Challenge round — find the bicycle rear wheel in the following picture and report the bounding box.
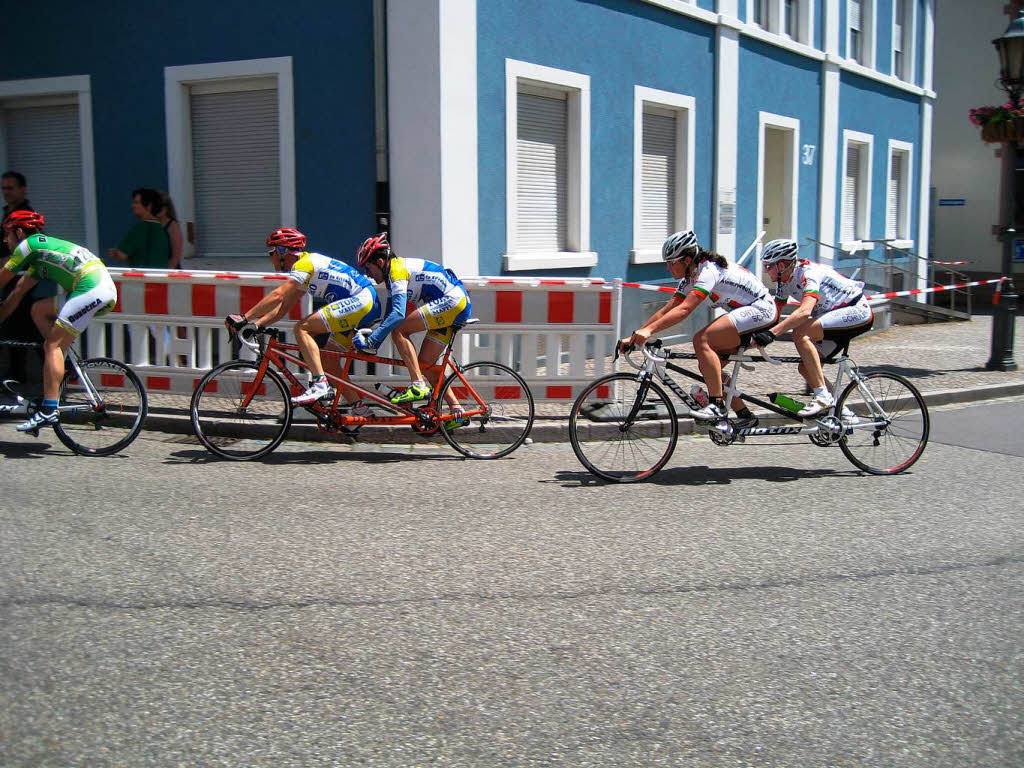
[569,373,678,483]
[438,361,535,459]
[190,361,292,460]
[54,358,148,456]
[837,371,929,475]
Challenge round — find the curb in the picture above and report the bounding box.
[142,381,1024,446]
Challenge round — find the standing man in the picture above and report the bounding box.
[0,172,58,392]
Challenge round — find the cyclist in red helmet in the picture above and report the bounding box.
[0,210,117,432]
[355,232,472,426]
[225,227,381,409]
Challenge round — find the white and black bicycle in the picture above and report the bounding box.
[0,340,148,456]
[568,339,929,483]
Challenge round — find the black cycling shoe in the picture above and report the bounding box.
[731,415,759,430]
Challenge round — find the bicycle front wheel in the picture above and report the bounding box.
[837,371,929,475]
[54,358,148,456]
[190,361,292,460]
[438,361,535,459]
[569,373,678,483]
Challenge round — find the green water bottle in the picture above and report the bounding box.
[769,392,805,413]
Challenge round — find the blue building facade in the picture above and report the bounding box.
[0,0,934,291]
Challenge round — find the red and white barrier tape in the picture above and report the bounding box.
[619,277,1011,303]
[931,260,972,266]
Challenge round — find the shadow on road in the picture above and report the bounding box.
[0,439,68,459]
[553,464,865,487]
[164,448,460,465]
[862,364,987,378]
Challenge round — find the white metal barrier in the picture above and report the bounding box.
[78,268,623,401]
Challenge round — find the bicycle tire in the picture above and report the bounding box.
[569,373,678,483]
[438,361,535,459]
[837,371,929,475]
[53,357,148,456]
[190,361,292,460]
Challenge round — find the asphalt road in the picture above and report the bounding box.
[1,400,1022,767]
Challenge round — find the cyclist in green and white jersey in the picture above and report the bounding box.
[0,210,117,432]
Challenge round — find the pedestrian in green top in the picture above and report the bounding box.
[107,188,171,268]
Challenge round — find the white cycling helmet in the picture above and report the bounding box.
[662,230,700,262]
[760,238,799,265]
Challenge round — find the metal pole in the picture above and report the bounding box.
[986,138,1020,370]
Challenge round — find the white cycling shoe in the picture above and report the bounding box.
[797,395,835,418]
[291,379,335,405]
[690,402,727,421]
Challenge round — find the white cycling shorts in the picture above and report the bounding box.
[726,297,778,335]
[55,275,117,337]
[816,296,873,330]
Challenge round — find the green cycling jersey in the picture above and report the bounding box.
[3,233,108,293]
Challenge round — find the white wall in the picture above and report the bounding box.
[386,0,479,276]
[931,0,1006,272]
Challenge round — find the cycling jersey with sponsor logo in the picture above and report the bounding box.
[774,261,864,314]
[4,234,108,292]
[675,261,770,309]
[383,256,464,304]
[365,257,468,349]
[287,252,376,304]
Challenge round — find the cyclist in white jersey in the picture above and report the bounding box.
[354,232,472,423]
[621,230,777,425]
[751,239,873,418]
[224,228,381,409]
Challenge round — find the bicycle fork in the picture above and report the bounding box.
[0,379,29,416]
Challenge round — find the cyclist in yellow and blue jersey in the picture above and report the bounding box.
[354,232,471,421]
[225,228,381,407]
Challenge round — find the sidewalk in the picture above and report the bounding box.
[139,315,1024,445]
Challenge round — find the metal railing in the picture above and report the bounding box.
[804,238,972,314]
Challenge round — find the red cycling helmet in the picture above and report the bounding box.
[3,209,45,234]
[265,227,306,250]
[356,232,391,267]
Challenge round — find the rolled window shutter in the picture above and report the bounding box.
[516,91,568,252]
[640,110,676,250]
[190,87,280,258]
[849,0,862,30]
[842,145,860,243]
[887,153,903,239]
[3,103,85,245]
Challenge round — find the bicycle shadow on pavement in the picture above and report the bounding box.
[862,364,987,378]
[555,464,864,487]
[0,438,69,460]
[164,447,460,466]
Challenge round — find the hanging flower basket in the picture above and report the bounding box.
[981,118,1024,142]
[971,104,1024,143]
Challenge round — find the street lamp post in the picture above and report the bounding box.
[987,11,1024,371]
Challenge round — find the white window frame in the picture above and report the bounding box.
[0,75,98,256]
[891,0,917,82]
[847,0,876,69]
[745,0,813,46]
[886,139,913,247]
[631,86,695,264]
[756,112,800,279]
[840,129,874,251]
[504,59,594,271]
[164,57,296,251]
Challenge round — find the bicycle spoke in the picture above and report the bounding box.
[569,374,678,482]
[191,362,291,460]
[54,358,148,456]
[439,362,534,459]
[838,372,929,475]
